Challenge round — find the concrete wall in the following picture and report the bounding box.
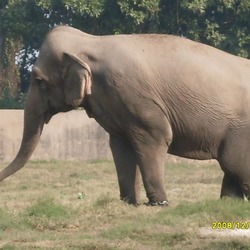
[0,110,112,162]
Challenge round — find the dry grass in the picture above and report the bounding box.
[0,159,250,249]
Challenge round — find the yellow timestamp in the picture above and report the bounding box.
[212,221,250,230]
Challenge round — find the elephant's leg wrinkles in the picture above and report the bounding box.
[127,112,172,205]
[109,135,141,205]
[135,143,168,203]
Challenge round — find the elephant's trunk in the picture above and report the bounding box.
[0,86,45,181]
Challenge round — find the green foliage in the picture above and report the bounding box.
[0,83,26,109]
[23,196,73,231]
[25,196,71,219]
[117,0,160,32]
[1,0,249,52]
[178,0,250,56]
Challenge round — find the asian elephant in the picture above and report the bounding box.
[1,25,250,206]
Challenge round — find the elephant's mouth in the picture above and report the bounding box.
[44,103,74,124]
[44,109,57,124]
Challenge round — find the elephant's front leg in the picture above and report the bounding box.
[109,135,141,205]
[135,142,168,206]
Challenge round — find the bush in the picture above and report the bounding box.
[0,84,26,109]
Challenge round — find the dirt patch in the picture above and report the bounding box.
[200,227,250,238]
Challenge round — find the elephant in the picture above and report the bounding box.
[1,25,250,206]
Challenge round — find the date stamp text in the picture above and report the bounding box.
[212,221,250,230]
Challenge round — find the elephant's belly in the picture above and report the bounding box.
[167,139,216,160]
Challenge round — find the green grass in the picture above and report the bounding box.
[0,159,250,249]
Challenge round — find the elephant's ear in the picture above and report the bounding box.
[62,52,92,107]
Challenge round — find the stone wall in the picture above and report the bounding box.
[0,110,112,163]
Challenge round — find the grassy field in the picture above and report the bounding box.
[0,159,250,249]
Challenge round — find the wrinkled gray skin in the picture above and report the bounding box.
[1,25,250,205]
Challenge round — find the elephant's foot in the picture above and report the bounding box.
[144,200,169,206]
[121,197,140,206]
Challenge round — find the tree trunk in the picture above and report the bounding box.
[0,28,22,99]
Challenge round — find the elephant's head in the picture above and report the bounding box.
[0,35,92,181]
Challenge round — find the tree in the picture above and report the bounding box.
[175,0,250,56]
[0,0,22,106]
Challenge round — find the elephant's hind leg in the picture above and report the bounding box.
[109,135,141,205]
[220,172,244,199]
[218,127,250,201]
